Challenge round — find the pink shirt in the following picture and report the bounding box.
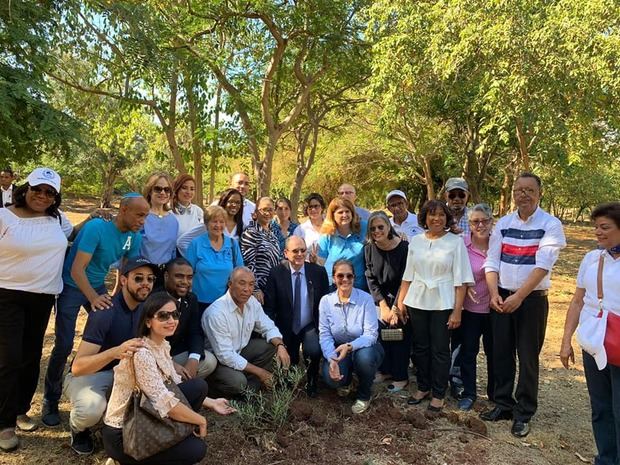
[463,234,490,313]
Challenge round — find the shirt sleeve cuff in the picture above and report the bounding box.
[153,390,181,418]
[188,353,201,361]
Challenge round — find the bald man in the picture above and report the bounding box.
[202,267,290,397]
[43,194,149,428]
[338,183,370,221]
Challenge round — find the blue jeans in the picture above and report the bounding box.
[44,284,106,404]
[322,344,384,401]
[584,351,620,465]
[460,310,494,401]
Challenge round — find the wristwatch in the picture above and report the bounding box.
[346,343,353,353]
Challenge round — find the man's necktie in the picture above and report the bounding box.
[293,271,302,334]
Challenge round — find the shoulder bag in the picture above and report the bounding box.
[601,254,620,367]
[123,352,196,461]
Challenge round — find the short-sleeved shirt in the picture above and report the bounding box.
[140,213,178,265]
[81,292,143,372]
[390,211,424,241]
[63,219,142,289]
[463,234,490,313]
[402,232,474,311]
[317,221,368,290]
[577,249,620,318]
[185,234,244,304]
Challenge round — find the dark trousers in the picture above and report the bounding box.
[102,378,208,465]
[409,308,451,399]
[378,320,412,382]
[583,351,620,465]
[491,290,548,421]
[44,284,106,404]
[285,325,321,380]
[460,310,494,401]
[0,288,54,428]
[322,344,384,401]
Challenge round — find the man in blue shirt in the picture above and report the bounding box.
[42,194,149,428]
[63,257,156,455]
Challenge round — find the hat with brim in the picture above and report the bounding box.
[445,177,469,193]
[121,257,159,276]
[27,167,61,193]
[386,190,407,203]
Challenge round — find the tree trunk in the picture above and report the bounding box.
[185,76,203,207]
[100,154,117,208]
[515,118,531,172]
[421,155,435,199]
[209,83,223,204]
[462,120,481,203]
[290,122,320,222]
[257,134,279,197]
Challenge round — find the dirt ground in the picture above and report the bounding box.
[2,197,599,465]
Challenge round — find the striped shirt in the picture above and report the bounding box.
[240,222,281,291]
[484,207,566,291]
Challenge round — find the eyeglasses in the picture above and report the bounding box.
[307,204,322,210]
[153,310,180,322]
[226,200,241,206]
[369,224,386,232]
[338,191,355,196]
[469,219,491,226]
[512,188,537,196]
[448,191,467,199]
[29,185,57,199]
[289,248,307,254]
[153,186,171,194]
[258,208,275,214]
[133,275,155,284]
[335,273,354,280]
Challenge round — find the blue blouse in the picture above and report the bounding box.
[317,221,368,290]
[269,218,299,258]
[140,213,178,266]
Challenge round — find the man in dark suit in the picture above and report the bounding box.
[163,257,217,379]
[0,167,16,208]
[264,236,330,397]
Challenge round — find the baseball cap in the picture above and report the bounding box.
[121,257,158,276]
[27,167,61,192]
[445,177,469,192]
[386,190,407,203]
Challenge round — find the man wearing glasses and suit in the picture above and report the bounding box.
[264,236,330,397]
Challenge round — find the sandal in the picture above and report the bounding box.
[407,391,430,405]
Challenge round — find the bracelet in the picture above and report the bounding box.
[276,343,286,350]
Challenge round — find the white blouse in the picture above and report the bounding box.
[402,232,474,311]
[577,249,620,318]
[104,338,183,428]
[173,203,204,238]
[0,208,69,294]
[293,219,323,259]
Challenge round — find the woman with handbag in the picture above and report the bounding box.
[396,200,473,411]
[318,259,384,414]
[560,202,620,465]
[102,292,235,465]
[364,211,410,392]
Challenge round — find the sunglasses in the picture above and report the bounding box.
[370,224,386,232]
[258,208,275,214]
[470,219,491,226]
[289,248,307,254]
[133,275,156,284]
[153,186,171,194]
[153,310,180,322]
[307,204,322,210]
[30,185,57,199]
[335,273,354,280]
[448,191,467,199]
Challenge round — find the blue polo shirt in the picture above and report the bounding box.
[317,221,368,290]
[81,292,143,372]
[185,234,244,304]
[63,219,142,289]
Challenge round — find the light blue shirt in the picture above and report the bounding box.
[185,235,244,304]
[63,219,141,289]
[318,288,378,361]
[140,213,178,265]
[290,265,311,330]
[317,221,368,290]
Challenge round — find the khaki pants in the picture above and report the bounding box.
[64,370,114,432]
[172,350,217,379]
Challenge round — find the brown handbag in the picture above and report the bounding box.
[122,353,195,461]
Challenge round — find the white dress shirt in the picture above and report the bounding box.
[242,198,256,227]
[1,184,13,207]
[390,211,424,241]
[484,206,566,291]
[202,291,282,371]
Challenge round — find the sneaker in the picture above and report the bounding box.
[71,428,94,455]
[41,401,60,427]
[16,414,38,432]
[0,428,19,452]
[337,386,351,398]
[458,397,475,411]
[351,399,371,414]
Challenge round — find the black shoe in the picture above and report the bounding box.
[71,428,94,455]
[306,379,318,398]
[407,392,430,405]
[450,383,464,400]
[479,407,513,422]
[41,401,60,428]
[511,420,530,437]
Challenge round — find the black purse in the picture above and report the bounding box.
[123,354,195,461]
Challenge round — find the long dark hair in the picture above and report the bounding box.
[12,182,62,218]
[218,188,244,236]
[136,292,179,337]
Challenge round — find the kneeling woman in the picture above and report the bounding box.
[318,259,384,415]
[102,292,235,465]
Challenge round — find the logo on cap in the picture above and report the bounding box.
[43,169,55,179]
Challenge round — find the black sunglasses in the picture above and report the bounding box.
[30,185,57,199]
[133,275,155,284]
[448,191,467,199]
[153,186,171,194]
[335,273,354,280]
[153,310,180,322]
[370,224,386,232]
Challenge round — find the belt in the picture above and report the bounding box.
[499,288,548,297]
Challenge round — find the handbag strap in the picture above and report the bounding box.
[597,252,605,315]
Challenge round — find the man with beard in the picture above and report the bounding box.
[163,257,217,379]
[63,258,157,455]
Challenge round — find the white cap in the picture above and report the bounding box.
[386,190,407,203]
[27,167,61,193]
